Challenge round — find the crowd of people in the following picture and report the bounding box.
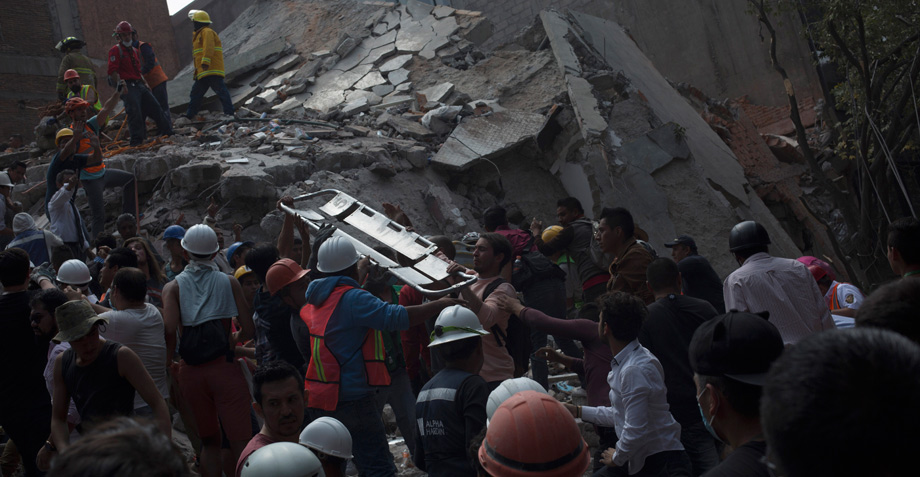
[3,157,920,477]
[1,8,919,477]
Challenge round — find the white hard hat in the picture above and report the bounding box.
[57,259,92,285]
[240,442,325,477]
[181,224,220,255]
[486,377,548,420]
[428,305,489,347]
[316,236,358,273]
[0,172,12,187]
[299,416,354,459]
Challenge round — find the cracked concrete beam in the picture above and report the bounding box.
[540,11,582,77]
[565,75,607,143]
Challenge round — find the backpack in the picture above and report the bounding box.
[511,235,566,291]
[482,278,531,378]
[178,318,233,365]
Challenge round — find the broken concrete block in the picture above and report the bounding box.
[272,97,303,112]
[334,46,371,72]
[364,29,398,50]
[382,11,401,31]
[369,161,397,177]
[256,145,275,155]
[386,115,435,140]
[372,84,396,97]
[302,128,337,138]
[403,145,428,168]
[345,90,383,106]
[169,162,223,190]
[342,97,371,117]
[373,95,414,111]
[541,11,582,77]
[419,36,451,60]
[315,145,366,172]
[264,70,297,89]
[432,5,455,19]
[372,23,388,36]
[365,7,387,29]
[354,71,387,90]
[335,34,361,58]
[387,68,410,85]
[269,53,302,74]
[344,125,371,137]
[419,82,454,103]
[360,44,397,67]
[433,16,460,38]
[311,50,331,60]
[406,0,434,20]
[256,89,279,104]
[380,54,414,73]
[284,81,308,95]
[566,75,607,142]
[395,21,433,53]
[395,82,412,93]
[432,111,546,170]
[302,89,346,113]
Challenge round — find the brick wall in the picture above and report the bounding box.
[0,0,58,142]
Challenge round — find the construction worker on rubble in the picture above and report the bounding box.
[301,235,463,476]
[59,92,136,240]
[107,20,173,147]
[131,29,171,120]
[55,37,96,102]
[63,69,101,112]
[186,10,235,119]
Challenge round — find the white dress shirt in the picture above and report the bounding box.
[581,339,684,474]
[48,185,85,245]
[723,253,836,344]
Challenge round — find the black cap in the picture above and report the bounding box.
[728,221,770,252]
[664,234,697,250]
[689,311,784,386]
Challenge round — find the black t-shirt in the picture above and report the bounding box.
[0,291,52,407]
[679,254,726,313]
[639,294,718,425]
[702,440,771,477]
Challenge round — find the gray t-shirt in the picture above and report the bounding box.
[101,304,169,409]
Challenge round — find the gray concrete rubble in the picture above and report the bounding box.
[19,0,805,305]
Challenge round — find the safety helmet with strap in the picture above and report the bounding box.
[299,416,354,459]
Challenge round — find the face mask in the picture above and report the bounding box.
[122,40,132,48]
[696,387,724,443]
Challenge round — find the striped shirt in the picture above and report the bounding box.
[723,252,836,344]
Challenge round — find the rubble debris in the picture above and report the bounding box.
[432,111,546,170]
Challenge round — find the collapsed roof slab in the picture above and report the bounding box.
[432,111,546,170]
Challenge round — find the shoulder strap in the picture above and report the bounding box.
[481,277,505,302]
[482,278,510,347]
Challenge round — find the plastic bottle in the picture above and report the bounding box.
[400,450,413,469]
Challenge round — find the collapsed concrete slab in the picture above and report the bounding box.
[432,111,546,170]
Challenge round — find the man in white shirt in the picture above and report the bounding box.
[566,291,691,476]
[48,170,89,260]
[99,267,169,415]
[723,221,835,344]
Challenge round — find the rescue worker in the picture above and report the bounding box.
[132,29,171,120]
[301,236,461,476]
[414,305,490,476]
[798,256,864,319]
[107,20,173,146]
[55,37,96,102]
[63,69,101,112]
[186,11,235,118]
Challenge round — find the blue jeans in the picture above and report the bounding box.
[308,394,397,477]
[123,81,173,146]
[186,75,234,117]
[374,368,418,461]
[522,277,584,389]
[82,168,137,239]
[680,420,720,476]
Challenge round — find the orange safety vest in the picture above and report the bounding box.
[68,121,105,175]
[828,282,843,310]
[301,285,390,411]
[138,41,168,89]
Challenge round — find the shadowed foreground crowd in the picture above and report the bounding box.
[1,185,919,477]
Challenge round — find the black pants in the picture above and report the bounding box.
[0,399,52,477]
[522,277,584,389]
[593,450,692,477]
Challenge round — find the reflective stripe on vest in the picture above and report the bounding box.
[139,41,168,88]
[302,285,391,411]
[67,85,102,110]
[829,282,842,310]
[69,122,105,174]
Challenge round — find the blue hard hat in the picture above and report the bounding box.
[163,225,186,240]
[226,241,254,262]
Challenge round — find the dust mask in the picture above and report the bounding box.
[122,40,132,48]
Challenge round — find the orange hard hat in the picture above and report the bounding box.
[478,390,590,477]
[64,97,90,113]
[114,21,134,34]
[63,69,80,81]
[266,259,309,297]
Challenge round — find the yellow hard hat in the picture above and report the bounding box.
[542,225,564,243]
[189,10,212,23]
[55,128,74,146]
[234,266,254,281]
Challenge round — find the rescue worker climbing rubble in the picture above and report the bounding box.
[186,10,235,119]
[132,29,172,121]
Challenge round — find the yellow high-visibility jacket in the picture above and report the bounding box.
[192,26,225,80]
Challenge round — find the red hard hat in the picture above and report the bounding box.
[478,391,590,477]
[807,264,827,282]
[798,256,836,281]
[114,21,134,34]
[266,259,309,297]
[63,69,80,81]
[64,97,90,113]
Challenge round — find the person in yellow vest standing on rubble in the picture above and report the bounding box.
[132,29,171,121]
[55,37,97,102]
[185,10,235,119]
[63,69,102,112]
